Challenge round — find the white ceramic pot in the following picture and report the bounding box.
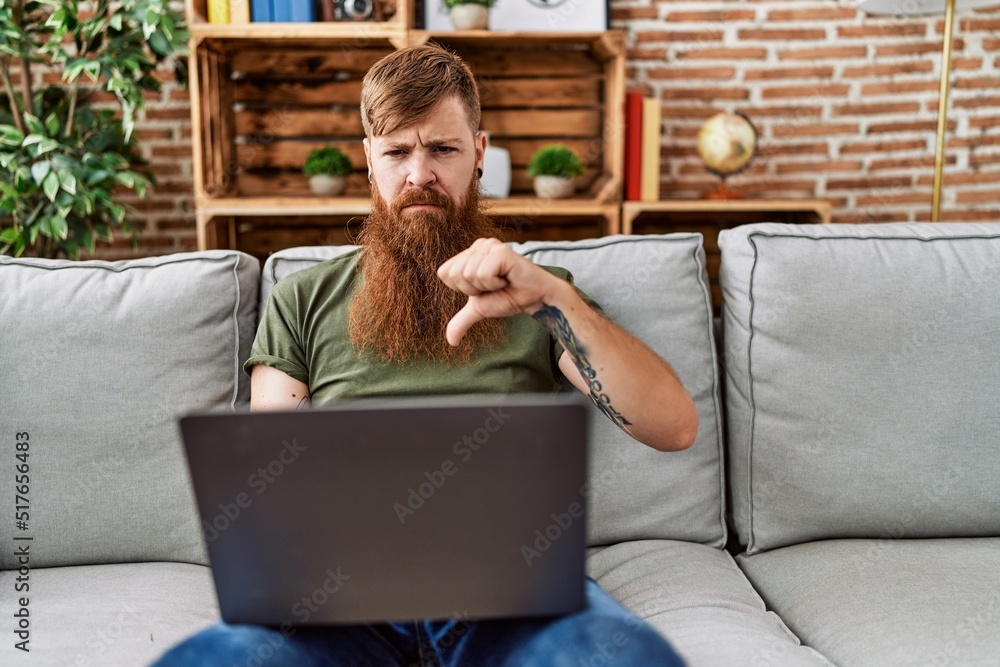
[533,175,575,199]
[480,133,511,198]
[308,175,347,196]
[450,4,489,30]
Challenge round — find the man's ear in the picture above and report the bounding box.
[474,131,487,172]
[363,137,372,173]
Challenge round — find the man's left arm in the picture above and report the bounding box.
[438,239,698,452]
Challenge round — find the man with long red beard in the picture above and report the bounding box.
[154,45,694,666]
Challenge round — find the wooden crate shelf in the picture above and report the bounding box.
[186,0,626,255]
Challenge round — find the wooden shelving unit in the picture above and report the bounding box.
[185,0,626,259]
[623,198,832,311]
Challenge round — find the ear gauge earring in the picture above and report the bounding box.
[368,172,372,184]
[476,168,483,179]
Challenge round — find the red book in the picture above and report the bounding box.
[624,92,644,201]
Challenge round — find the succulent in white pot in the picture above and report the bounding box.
[443,0,496,30]
[303,147,353,196]
[527,144,585,199]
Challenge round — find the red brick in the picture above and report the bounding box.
[856,191,934,207]
[612,7,658,20]
[834,102,922,116]
[745,105,824,118]
[869,156,949,171]
[648,66,736,80]
[953,96,1000,109]
[959,18,1000,32]
[837,24,927,39]
[150,145,194,158]
[970,153,1000,168]
[952,57,984,70]
[985,39,1000,51]
[843,62,933,78]
[658,106,723,120]
[744,66,834,81]
[628,48,668,61]
[876,40,963,57]
[840,139,928,155]
[660,87,750,101]
[827,176,913,190]
[667,10,756,22]
[778,46,867,61]
[677,47,768,60]
[772,123,859,138]
[775,160,862,174]
[916,172,1000,186]
[144,107,192,120]
[634,30,723,44]
[970,117,999,129]
[932,210,1000,222]
[949,135,1000,148]
[768,7,856,21]
[761,83,850,100]
[868,120,954,134]
[738,28,826,41]
[956,190,1000,204]
[860,81,939,95]
[758,142,830,156]
[955,77,1000,89]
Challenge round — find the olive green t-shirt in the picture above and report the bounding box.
[243,249,603,404]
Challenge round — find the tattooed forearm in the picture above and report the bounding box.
[532,305,633,433]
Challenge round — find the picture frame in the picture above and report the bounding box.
[421,0,610,32]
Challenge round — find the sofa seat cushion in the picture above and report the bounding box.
[0,561,219,666]
[736,538,1000,667]
[588,540,833,666]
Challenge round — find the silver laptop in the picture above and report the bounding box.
[179,394,589,626]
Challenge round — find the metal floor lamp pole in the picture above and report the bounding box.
[931,0,958,222]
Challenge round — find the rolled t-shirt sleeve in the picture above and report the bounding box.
[243,281,310,384]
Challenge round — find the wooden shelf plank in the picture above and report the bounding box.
[190,22,407,41]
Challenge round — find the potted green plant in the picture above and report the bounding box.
[0,0,189,259]
[303,146,352,196]
[442,0,496,30]
[527,144,585,199]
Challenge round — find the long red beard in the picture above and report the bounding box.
[347,177,507,364]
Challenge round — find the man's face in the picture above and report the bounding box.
[363,95,486,215]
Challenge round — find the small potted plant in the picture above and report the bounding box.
[303,147,353,196]
[442,0,496,30]
[527,144,585,199]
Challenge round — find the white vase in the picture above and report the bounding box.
[480,133,511,198]
[308,175,347,196]
[450,4,489,30]
[533,175,575,199]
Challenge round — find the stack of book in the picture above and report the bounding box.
[207,0,318,22]
[623,92,662,202]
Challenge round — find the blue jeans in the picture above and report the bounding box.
[152,577,684,666]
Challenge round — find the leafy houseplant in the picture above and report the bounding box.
[0,0,188,259]
[303,146,352,196]
[441,0,497,30]
[527,144,585,199]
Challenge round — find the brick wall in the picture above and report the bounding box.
[84,0,1000,257]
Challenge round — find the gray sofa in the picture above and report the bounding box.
[1,222,998,667]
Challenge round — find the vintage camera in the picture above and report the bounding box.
[334,0,375,20]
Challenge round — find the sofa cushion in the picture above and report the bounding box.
[0,251,259,568]
[260,235,725,547]
[588,540,834,666]
[719,223,1000,554]
[736,538,1000,667]
[0,562,219,665]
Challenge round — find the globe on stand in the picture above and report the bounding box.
[696,112,758,199]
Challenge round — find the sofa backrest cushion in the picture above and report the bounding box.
[719,223,1000,554]
[259,235,726,547]
[0,251,259,569]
